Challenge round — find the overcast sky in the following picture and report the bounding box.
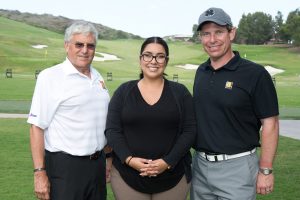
[1,0,299,38]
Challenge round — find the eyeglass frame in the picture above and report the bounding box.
[140,53,168,64]
[68,41,96,50]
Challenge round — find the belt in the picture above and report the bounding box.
[85,151,101,160]
[198,148,256,162]
[46,150,102,160]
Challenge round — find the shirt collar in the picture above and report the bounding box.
[202,51,241,71]
[62,57,81,75]
[62,57,96,79]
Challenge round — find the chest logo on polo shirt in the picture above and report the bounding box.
[99,80,107,90]
[225,81,233,90]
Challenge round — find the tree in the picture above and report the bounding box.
[236,12,274,44]
[191,24,199,43]
[281,8,300,45]
[274,11,284,41]
[235,14,251,44]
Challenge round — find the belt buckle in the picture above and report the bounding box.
[89,152,99,160]
[214,155,218,161]
[205,152,219,162]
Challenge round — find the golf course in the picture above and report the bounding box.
[0,16,299,199]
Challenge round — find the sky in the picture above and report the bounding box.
[1,0,299,38]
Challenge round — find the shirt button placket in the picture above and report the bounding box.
[210,71,216,86]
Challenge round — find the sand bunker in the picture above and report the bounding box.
[176,64,284,76]
[264,66,284,76]
[93,52,121,61]
[176,64,199,70]
[32,44,48,49]
[31,45,121,62]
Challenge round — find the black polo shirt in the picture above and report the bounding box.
[193,51,279,154]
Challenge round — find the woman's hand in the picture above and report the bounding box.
[140,159,170,177]
[127,157,157,174]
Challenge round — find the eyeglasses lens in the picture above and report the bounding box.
[73,42,95,50]
[141,54,166,64]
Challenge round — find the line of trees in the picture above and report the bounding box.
[192,8,300,46]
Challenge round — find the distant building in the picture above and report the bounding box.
[164,34,192,42]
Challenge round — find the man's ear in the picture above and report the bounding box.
[229,27,237,41]
[64,42,69,52]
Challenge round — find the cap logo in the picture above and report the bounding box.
[205,9,215,17]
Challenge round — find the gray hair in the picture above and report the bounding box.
[64,21,98,43]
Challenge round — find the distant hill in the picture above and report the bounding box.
[0,9,142,40]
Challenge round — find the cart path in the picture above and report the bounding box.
[0,113,299,140]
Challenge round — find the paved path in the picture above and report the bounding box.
[0,113,299,140]
[279,120,300,140]
[0,113,28,118]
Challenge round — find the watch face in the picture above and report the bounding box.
[260,168,273,175]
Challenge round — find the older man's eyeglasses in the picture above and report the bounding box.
[140,53,167,64]
[69,42,96,50]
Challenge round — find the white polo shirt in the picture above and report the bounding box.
[28,58,110,156]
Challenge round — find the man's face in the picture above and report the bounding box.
[199,22,236,61]
[64,33,96,70]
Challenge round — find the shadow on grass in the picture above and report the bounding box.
[0,100,31,114]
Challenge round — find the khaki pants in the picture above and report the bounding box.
[110,165,190,200]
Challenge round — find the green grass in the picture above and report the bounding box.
[1,16,300,117]
[0,119,299,200]
[0,16,299,200]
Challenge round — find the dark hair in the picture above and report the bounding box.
[139,37,169,79]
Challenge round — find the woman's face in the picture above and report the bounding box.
[140,43,167,79]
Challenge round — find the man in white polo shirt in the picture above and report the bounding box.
[28,21,110,200]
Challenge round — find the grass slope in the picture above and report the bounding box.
[1,16,299,117]
[0,16,299,200]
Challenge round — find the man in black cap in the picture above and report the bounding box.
[191,7,279,200]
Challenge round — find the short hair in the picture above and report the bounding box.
[64,21,98,43]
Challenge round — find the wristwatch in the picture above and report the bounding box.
[259,168,273,175]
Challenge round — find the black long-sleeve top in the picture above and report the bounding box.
[105,79,196,194]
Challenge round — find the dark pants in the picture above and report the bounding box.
[45,150,106,200]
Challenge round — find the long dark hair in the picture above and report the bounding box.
[139,37,169,79]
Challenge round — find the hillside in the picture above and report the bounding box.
[0,9,142,40]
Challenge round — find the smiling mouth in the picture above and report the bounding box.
[208,45,221,51]
[78,55,90,59]
[209,45,220,48]
[147,66,159,71]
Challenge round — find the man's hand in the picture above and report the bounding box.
[34,171,50,200]
[106,157,113,183]
[256,173,274,195]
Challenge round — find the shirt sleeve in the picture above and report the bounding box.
[163,85,197,167]
[252,69,279,119]
[105,83,132,163]
[27,71,60,129]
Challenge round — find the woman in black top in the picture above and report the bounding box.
[105,37,196,200]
